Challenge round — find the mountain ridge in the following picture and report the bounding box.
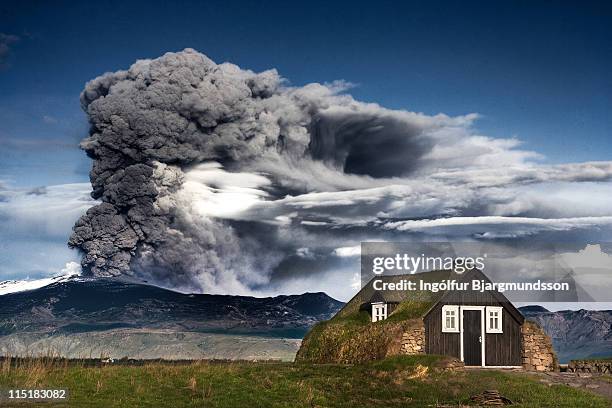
[0,277,344,360]
[0,277,343,338]
[518,306,612,363]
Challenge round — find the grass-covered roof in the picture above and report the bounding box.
[335,269,455,321]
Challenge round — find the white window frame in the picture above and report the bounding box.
[486,306,503,333]
[441,305,459,333]
[371,302,387,322]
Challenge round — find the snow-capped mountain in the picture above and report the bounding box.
[0,261,83,296]
[0,273,82,296]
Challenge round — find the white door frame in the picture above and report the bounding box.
[459,306,485,367]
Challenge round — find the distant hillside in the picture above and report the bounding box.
[517,305,550,314]
[0,277,344,360]
[519,306,612,363]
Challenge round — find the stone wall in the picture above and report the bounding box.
[399,319,559,372]
[568,360,612,373]
[521,321,558,372]
[400,322,425,355]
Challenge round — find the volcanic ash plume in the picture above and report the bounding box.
[69,50,289,290]
[69,49,612,294]
[69,49,439,292]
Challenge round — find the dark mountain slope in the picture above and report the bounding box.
[519,306,612,363]
[0,277,344,339]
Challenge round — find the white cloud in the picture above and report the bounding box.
[296,247,315,259]
[60,261,82,276]
[0,183,94,281]
[177,162,271,220]
[383,216,612,237]
[0,183,95,238]
[333,246,361,257]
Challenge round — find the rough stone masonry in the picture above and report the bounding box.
[521,321,558,372]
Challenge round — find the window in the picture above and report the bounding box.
[442,305,459,332]
[371,303,387,322]
[486,306,503,333]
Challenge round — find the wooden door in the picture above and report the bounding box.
[463,310,482,366]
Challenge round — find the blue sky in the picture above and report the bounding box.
[1,0,611,188]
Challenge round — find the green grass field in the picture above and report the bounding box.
[0,355,608,407]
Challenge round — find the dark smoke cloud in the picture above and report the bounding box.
[70,49,612,295]
[309,110,432,177]
[71,49,364,290]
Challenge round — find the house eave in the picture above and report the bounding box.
[420,268,525,325]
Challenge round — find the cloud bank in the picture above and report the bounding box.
[0,183,93,280]
[69,49,612,296]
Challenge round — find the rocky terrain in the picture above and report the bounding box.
[519,306,612,363]
[0,277,343,360]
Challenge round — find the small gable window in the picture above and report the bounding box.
[486,306,503,333]
[442,305,459,332]
[371,303,387,322]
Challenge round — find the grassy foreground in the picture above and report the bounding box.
[0,355,609,407]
